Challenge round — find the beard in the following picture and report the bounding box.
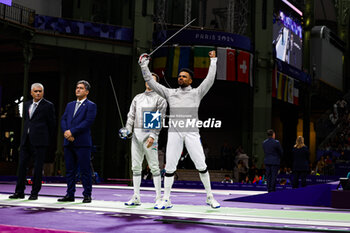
[178,80,188,87]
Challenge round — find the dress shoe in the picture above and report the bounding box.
[28,195,38,200]
[82,196,92,203]
[9,193,25,199]
[57,195,75,202]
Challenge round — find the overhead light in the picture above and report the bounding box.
[282,0,303,16]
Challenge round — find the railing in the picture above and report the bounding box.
[0,2,35,26]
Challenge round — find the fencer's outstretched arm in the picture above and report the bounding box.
[149,98,167,139]
[197,51,217,99]
[139,58,170,99]
[125,98,136,133]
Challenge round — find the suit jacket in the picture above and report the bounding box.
[292,146,310,171]
[61,99,97,147]
[21,98,56,147]
[262,138,283,165]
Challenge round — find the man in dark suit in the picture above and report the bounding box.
[58,80,97,203]
[9,83,56,200]
[262,129,283,193]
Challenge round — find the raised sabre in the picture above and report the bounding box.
[147,18,196,57]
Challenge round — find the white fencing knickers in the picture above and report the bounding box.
[165,131,207,173]
[131,132,160,177]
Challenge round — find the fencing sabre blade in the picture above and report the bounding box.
[109,76,125,128]
[148,18,196,57]
[138,18,196,66]
[162,70,172,88]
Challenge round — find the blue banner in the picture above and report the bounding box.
[34,15,133,43]
[276,59,311,84]
[154,29,252,52]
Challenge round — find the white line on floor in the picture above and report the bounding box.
[41,183,266,196]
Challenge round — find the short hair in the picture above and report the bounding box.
[77,80,91,91]
[267,129,275,137]
[31,83,44,91]
[179,68,194,79]
[151,72,160,82]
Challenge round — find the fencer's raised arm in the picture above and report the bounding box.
[149,97,167,139]
[125,98,136,133]
[139,56,170,99]
[197,51,217,99]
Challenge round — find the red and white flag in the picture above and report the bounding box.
[217,47,236,81]
[237,50,250,84]
[293,81,299,105]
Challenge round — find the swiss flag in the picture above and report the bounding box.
[237,50,250,84]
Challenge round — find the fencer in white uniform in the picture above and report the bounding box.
[122,73,167,208]
[138,51,220,209]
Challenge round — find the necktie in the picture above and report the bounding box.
[73,101,81,116]
[29,103,38,119]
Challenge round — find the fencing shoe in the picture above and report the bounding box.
[206,195,220,208]
[155,198,173,209]
[154,196,163,209]
[124,195,141,206]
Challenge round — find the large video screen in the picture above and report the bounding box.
[273,3,303,70]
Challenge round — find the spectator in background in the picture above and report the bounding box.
[262,129,283,193]
[221,174,233,183]
[310,164,318,175]
[243,175,251,184]
[329,110,339,125]
[235,146,249,169]
[234,145,244,157]
[316,156,325,175]
[325,155,332,165]
[252,174,262,184]
[279,166,291,175]
[248,164,258,181]
[336,99,347,116]
[237,160,248,183]
[292,136,310,188]
[280,178,288,186]
[324,155,334,175]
